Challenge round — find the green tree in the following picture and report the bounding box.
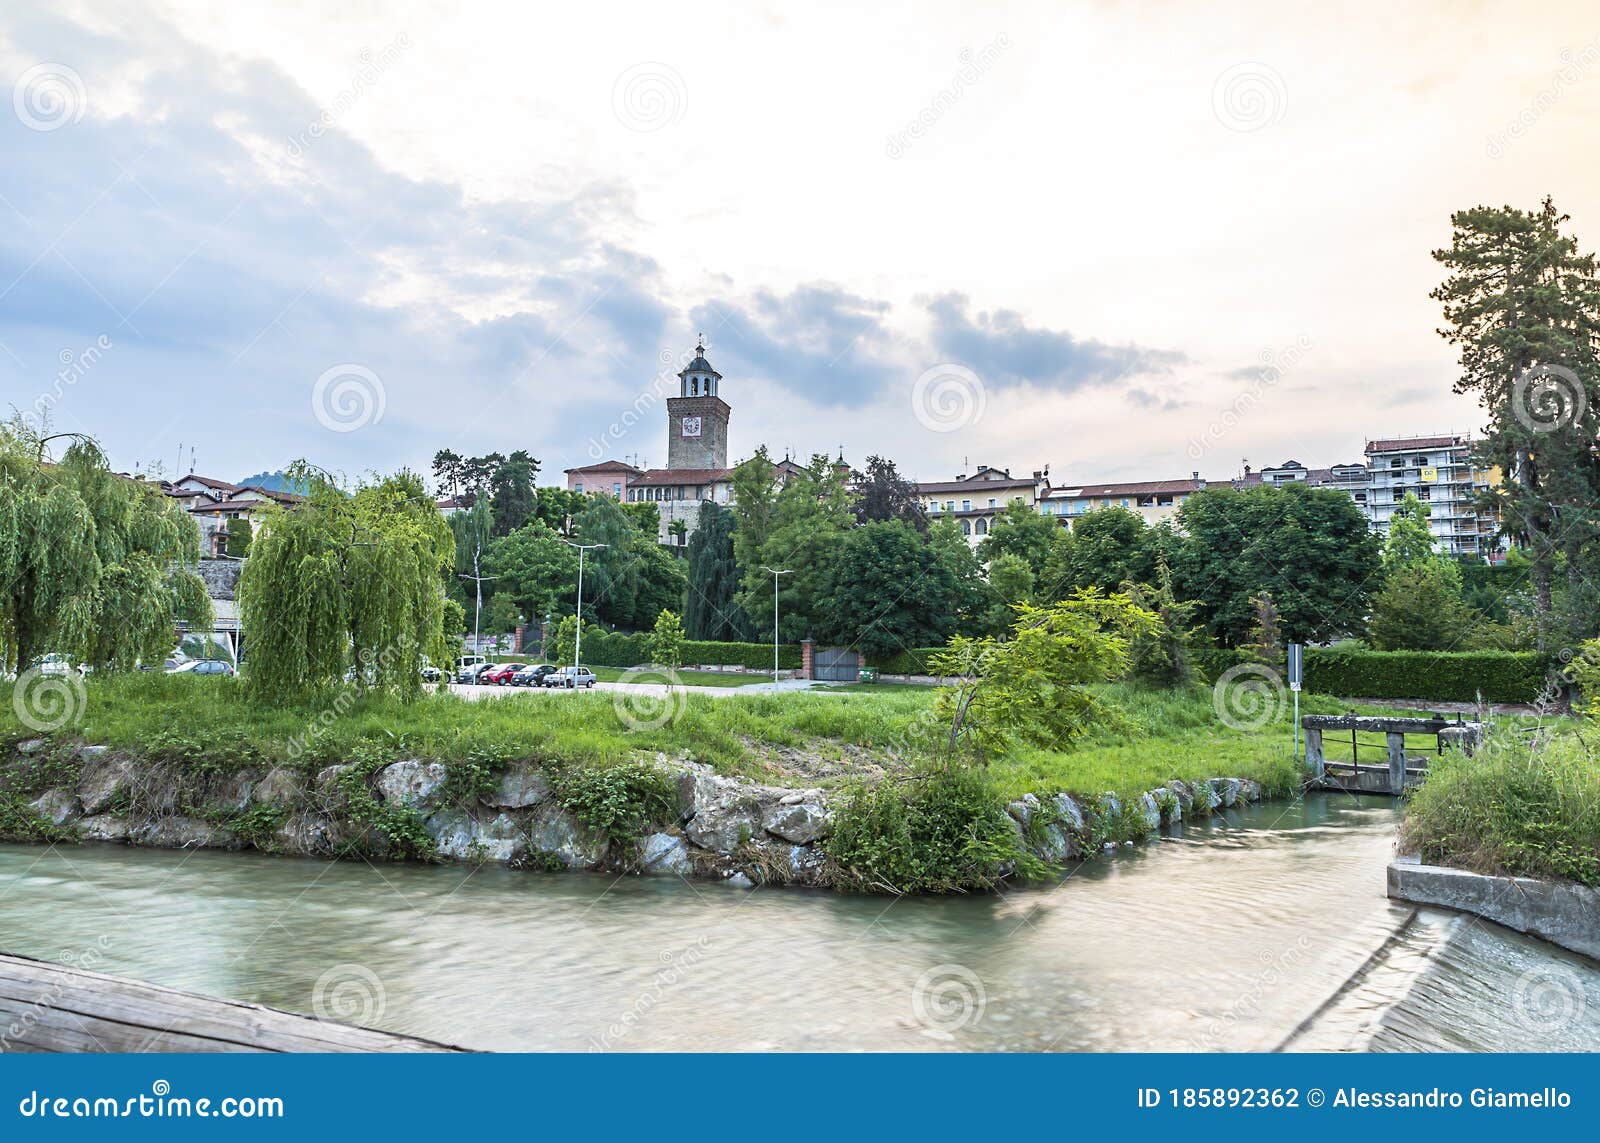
[1122,557,1200,686]
[1172,483,1380,646]
[532,486,587,533]
[980,552,1034,636]
[0,421,212,672]
[484,521,578,624]
[1367,564,1481,651]
[648,609,685,670]
[1042,507,1162,596]
[976,500,1058,574]
[684,502,752,641]
[812,521,960,662]
[931,591,1156,758]
[224,517,253,558]
[237,464,452,700]
[1383,493,1441,573]
[571,495,686,630]
[488,450,539,537]
[1432,198,1600,647]
[927,518,992,636]
[733,450,853,639]
[1239,592,1284,666]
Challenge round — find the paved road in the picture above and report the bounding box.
[439,678,833,701]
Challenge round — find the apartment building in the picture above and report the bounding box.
[914,465,1047,544]
[1040,474,1208,529]
[1362,434,1501,560]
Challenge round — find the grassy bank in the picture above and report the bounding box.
[0,673,1406,799]
[1401,727,1600,888]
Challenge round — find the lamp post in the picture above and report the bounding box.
[761,566,792,693]
[457,541,498,664]
[561,540,607,677]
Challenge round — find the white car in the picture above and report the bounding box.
[543,666,598,689]
[37,654,87,677]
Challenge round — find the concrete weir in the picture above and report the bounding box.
[1387,858,1600,962]
[0,952,464,1053]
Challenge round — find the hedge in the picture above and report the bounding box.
[1304,647,1552,704]
[871,647,946,675]
[565,629,801,671]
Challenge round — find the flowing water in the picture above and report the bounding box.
[1,793,1595,1052]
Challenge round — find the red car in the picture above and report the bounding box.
[479,662,525,686]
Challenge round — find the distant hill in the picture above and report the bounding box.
[234,470,311,495]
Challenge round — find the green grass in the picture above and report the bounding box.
[1401,726,1600,887]
[585,666,767,688]
[0,673,1450,801]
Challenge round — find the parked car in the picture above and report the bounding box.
[511,664,557,687]
[543,666,598,689]
[480,662,525,686]
[419,657,443,683]
[456,661,493,685]
[37,654,87,677]
[453,655,488,682]
[170,659,235,677]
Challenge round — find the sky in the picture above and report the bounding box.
[2,0,1599,490]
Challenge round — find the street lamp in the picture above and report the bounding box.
[458,540,498,663]
[760,566,792,693]
[561,540,607,676]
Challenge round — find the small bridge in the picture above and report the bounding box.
[1302,714,1485,796]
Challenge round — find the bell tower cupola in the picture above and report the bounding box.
[665,334,731,471]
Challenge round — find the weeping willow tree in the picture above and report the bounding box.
[237,463,453,701]
[0,417,212,672]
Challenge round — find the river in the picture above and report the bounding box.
[1,793,1595,1052]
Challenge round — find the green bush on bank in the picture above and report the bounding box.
[1402,729,1600,887]
[1305,647,1551,704]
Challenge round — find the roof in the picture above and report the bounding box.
[190,498,273,514]
[628,467,734,487]
[1365,434,1465,453]
[436,497,470,509]
[238,485,305,504]
[916,476,1037,495]
[565,461,643,475]
[1052,478,1204,498]
[678,339,721,379]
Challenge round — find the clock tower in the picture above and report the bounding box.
[666,337,730,470]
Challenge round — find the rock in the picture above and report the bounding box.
[684,775,764,854]
[274,812,336,856]
[1098,793,1122,821]
[29,788,79,826]
[1239,779,1263,803]
[77,754,135,816]
[1166,781,1194,814]
[130,816,239,850]
[1036,822,1076,863]
[1213,777,1241,808]
[252,768,305,806]
[1053,793,1085,832]
[79,814,129,842]
[211,771,255,813]
[1138,793,1162,832]
[778,789,823,806]
[762,801,830,844]
[1193,782,1221,813]
[725,872,754,889]
[469,812,527,864]
[1006,800,1033,828]
[376,760,447,808]
[639,832,692,876]
[423,807,477,860]
[16,739,45,755]
[484,768,550,809]
[787,845,825,880]
[78,745,108,760]
[524,804,604,869]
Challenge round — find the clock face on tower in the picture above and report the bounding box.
[681,415,702,438]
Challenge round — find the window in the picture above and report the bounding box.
[929,501,939,513]
[988,498,997,508]
[945,501,955,512]
[1158,495,1174,507]
[1120,498,1130,508]
[962,499,972,512]
[960,519,971,535]
[575,483,584,493]
[1413,456,1429,466]
[1390,459,1403,468]
[612,483,621,497]
[975,518,988,535]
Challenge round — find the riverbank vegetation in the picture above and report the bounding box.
[1401,726,1600,888]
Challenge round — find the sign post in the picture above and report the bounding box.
[1287,642,1304,762]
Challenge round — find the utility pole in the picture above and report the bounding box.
[561,540,607,678]
[457,540,498,662]
[761,566,792,693]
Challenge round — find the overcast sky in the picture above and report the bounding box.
[3,1,1598,489]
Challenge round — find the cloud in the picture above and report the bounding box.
[925,292,1184,391]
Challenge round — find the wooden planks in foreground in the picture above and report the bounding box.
[0,952,465,1053]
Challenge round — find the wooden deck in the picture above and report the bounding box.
[0,952,465,1053]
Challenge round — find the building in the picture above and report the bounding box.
[164,475,305,558]
[915,465,1047,544]
[1363,434,1501,560]
[1041,474,1208,529]
[572,339,828,547]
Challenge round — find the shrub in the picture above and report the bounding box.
[1402,729,1599,887]
[870,647,947,675]
[825,765,1033,893]
[1304,647,1551,704]
[553,757,678,844]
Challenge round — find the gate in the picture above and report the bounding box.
[812,647,861,682]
